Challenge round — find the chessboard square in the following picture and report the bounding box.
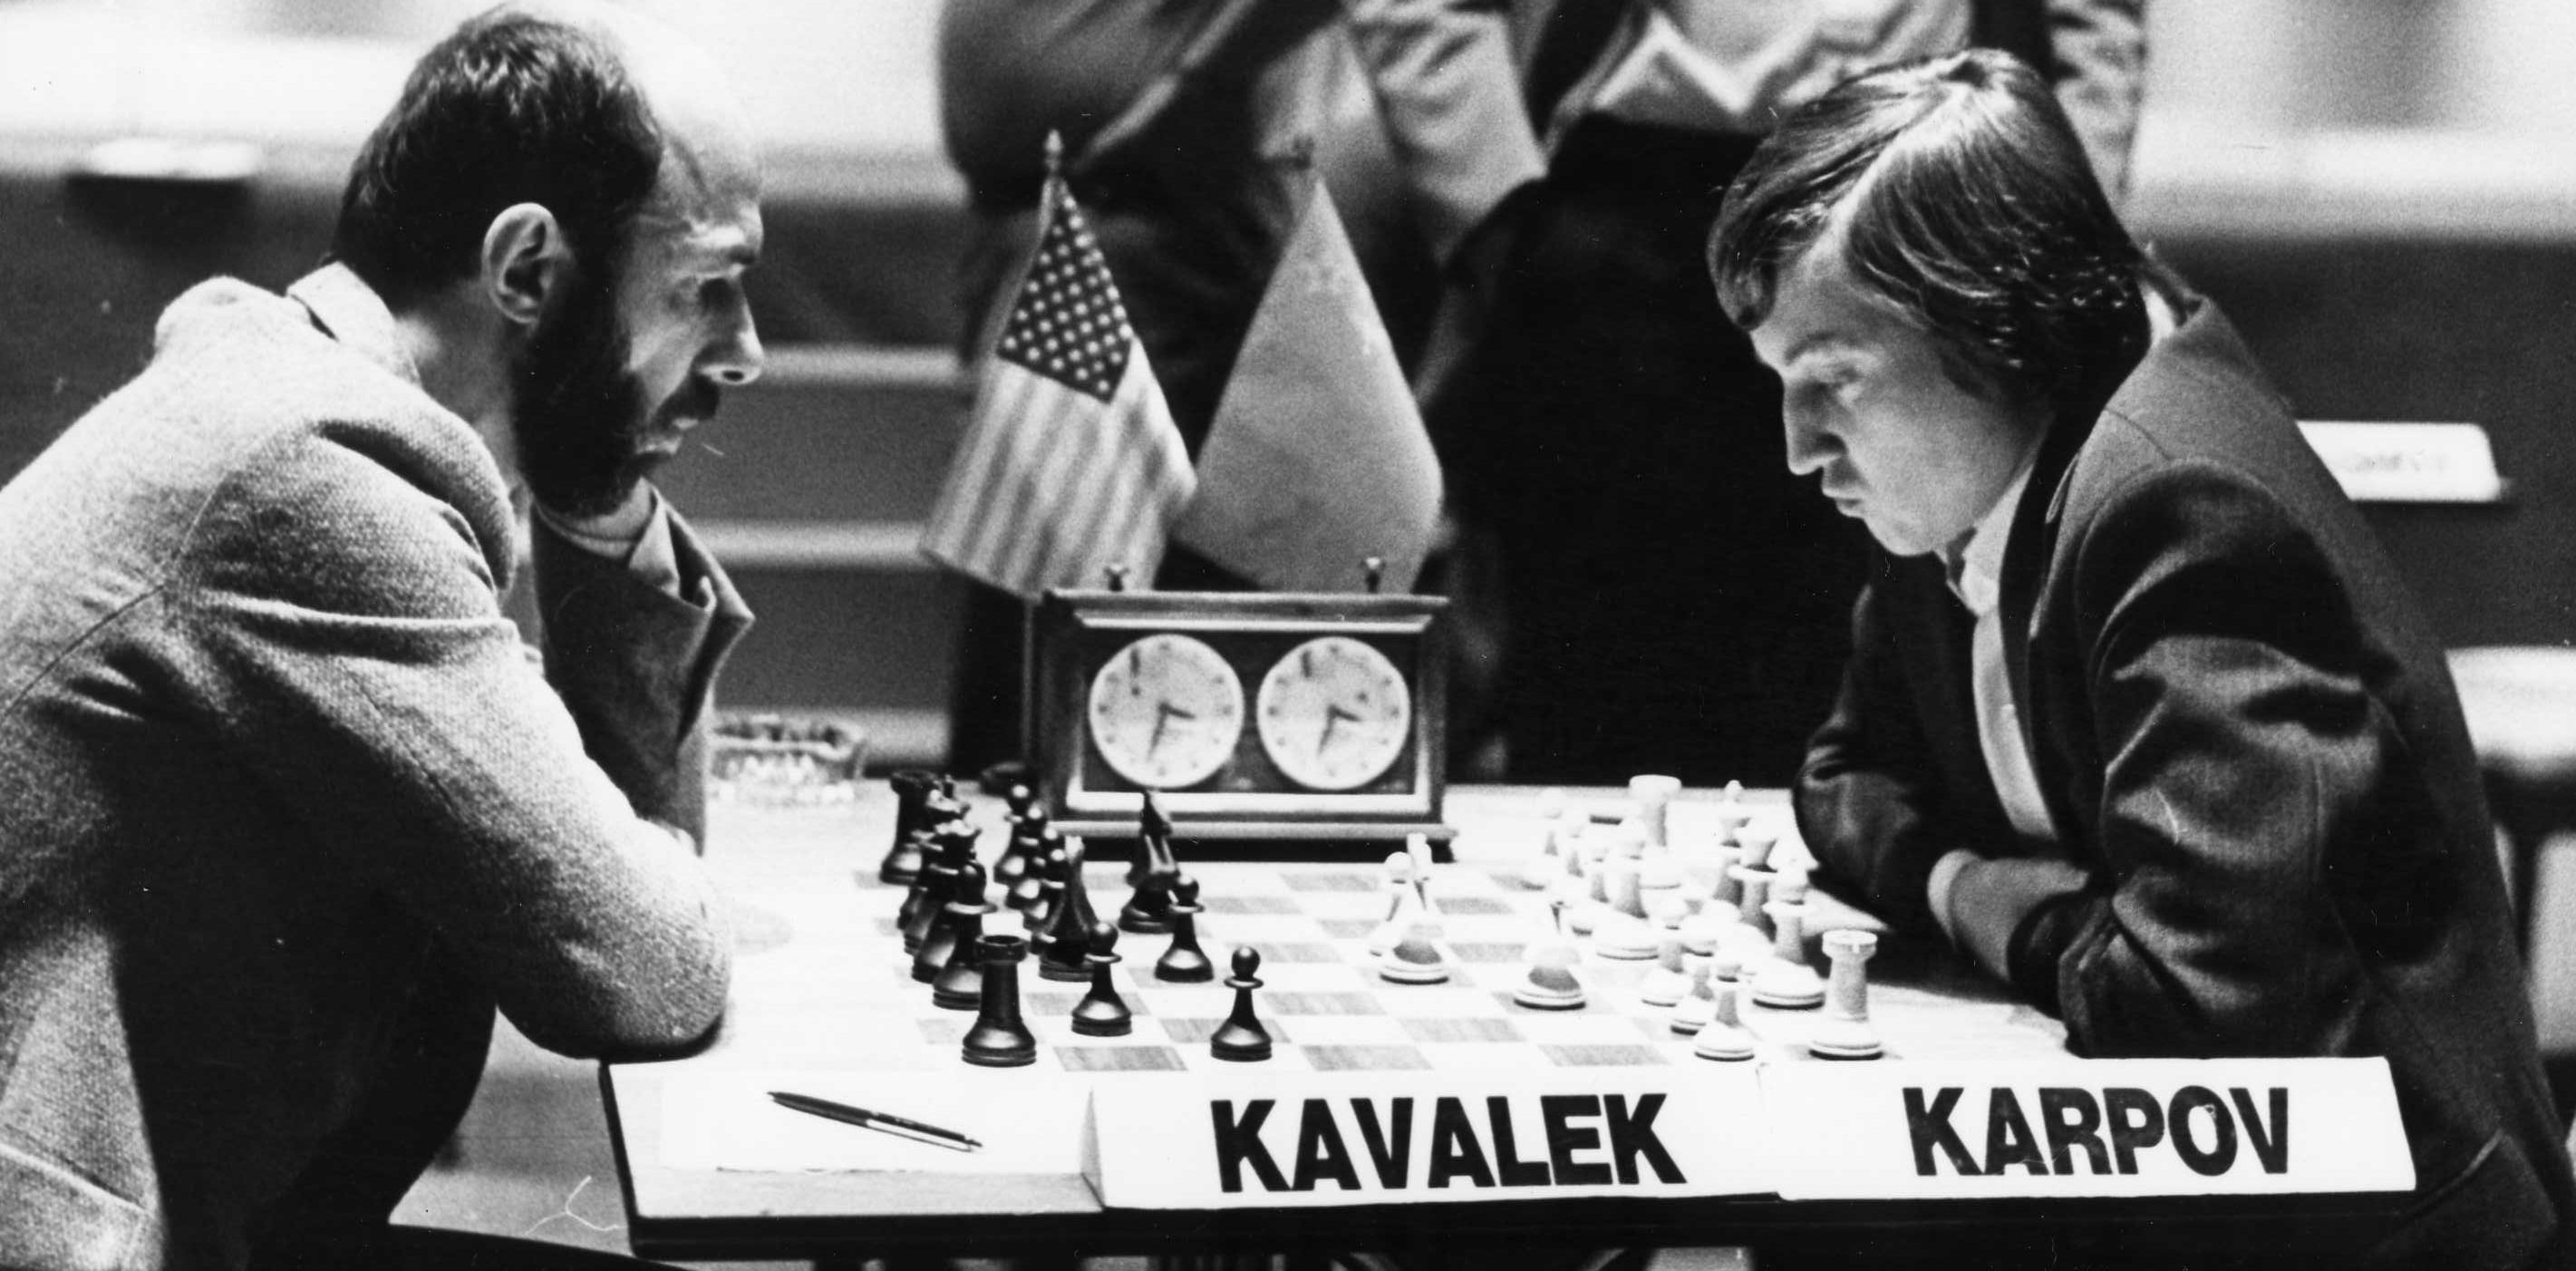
[1316,918,1377,940]
[917,1017,965,1046]
[1281,870,1378,893]
[1134,986,1237,1018]
[1448,941,1527,965]
[1177,1043,1315,1072]
[1233,940,1342,965]
[1024,991,1082,1015]
[1218,961,1371,994]
[1164,1016,1294,1045]
[1202,895,1303,916]
[1277,1014,1412,1047]
[1511,1013,1671,1047]
[1419,1043,1557,1074]
[1264,990,1386,1017]
[1057,1045,1186,1072]
[1398,1016,1522,1045]
[1437,897,1515,917]
[1301,1044,1431,1072]
[1366,986,1506,1018]
[872,917,904,938]
[1542,1043,1671,1067]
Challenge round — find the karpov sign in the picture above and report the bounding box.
[1088,1068,1767,1208]
[1763,1058,2414,1199]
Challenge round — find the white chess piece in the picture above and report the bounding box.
[1378,908,1454,985]
[1628,774,1681,849]
[1513,905,1589,1010]
[1808,928,1885,1059]
[1750,898,1825,1009]
[1634,897,1693,1006]
[1692,975,1758,1062]
[1369,851,1417,956]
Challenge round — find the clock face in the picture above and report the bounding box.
[1255,636,1414,791]
[1087,634,1245,789]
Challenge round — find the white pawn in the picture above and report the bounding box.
[1523,793,1573,890]
[1723,867,1775,961]
[1379,908,1454,985]
[1635,897,1694,1006]
[1670,958,1718,1034]
[1591,859,1661,960]
[1809,928,1885,1060]
[1712,779,1752,845]
[1628,774,1681,849]
[1370,851,1417,956]
[1564,831,1613,936]
[1680,888,1745,958]
[1513,902,1589,1010]
[1692,975,1759,1062]
[1750,898,1826,1009]
[1734,822,1779,873]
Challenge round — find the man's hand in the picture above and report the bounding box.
[1929,849,2092,985]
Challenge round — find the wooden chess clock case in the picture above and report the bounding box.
[1030,588,1450,855]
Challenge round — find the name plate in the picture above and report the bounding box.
[1764,1059,2413,1199]
[1089,1068,1766,1209]
[2299,421,2504,503]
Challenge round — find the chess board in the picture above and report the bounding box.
[866,853,2068,1076]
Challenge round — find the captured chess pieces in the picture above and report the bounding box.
[1807,928,1884,1060]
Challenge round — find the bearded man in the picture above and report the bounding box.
[0,5,761,1266]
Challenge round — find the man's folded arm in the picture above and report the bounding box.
[178,429,731,1058]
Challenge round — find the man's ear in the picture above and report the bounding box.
[479,202,570,330]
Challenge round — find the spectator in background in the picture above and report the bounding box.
[935,0,1544,777]
[1421,1,2145,786]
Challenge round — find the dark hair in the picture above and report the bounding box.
[1708,48,2145,416]
[333,10,663,309]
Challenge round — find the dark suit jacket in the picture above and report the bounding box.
[1796,285,2576,1268]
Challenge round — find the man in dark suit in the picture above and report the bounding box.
[1709,49,2574,1267]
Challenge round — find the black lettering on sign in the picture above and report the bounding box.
[1605,1094,1685,1185]
[2231,1088,2290,1174]
[2039,1088,2110,1176]
[1428,1096,1496,1189]
[1212,1100,1288,1193]
[1488,1097,1551,1187]
[2103,1087,2165,1175]
[1293,1099,1361,1192]
[1542,1095,1612,1186]
[1903,1088,1980,1176]
[1351,1098,1414,1189]
[2169,1086,2238,1176]
[1982,1089,2048,1176]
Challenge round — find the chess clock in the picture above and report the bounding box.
[1031,588,1449,849]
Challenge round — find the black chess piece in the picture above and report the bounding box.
[1022,836,1066,943]
[1154,873,1215,984]
[994,786,1043,900]
[961,935,1038,1068]
[902,817,978,955]
[1118,793,1180,934]
[1005,810,1053,913]
[1070,921,1134,1037]
[879,770,937,884]
[919,860,992,991]
[1209,946,1272,1062]
[1038,837,1103,983]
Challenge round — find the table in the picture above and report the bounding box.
[602,785,2401,1266]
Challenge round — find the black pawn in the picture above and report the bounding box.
[878,770,936,884]
[1022,837,1066,941]
[1209,946,1272,1062]
[994,786,1043,899]
[1039,838,1103,983]
[1070,921,1133,1037]
[919,859,992,991]
[1009,817,1056,915]
[1155,874,1215,984]
[962,935,1038,1068]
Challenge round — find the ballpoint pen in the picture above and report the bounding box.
[769,1090,984,1151]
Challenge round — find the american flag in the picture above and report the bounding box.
[919,170,1195,597]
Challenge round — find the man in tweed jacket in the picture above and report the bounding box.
[0,8,762,1266]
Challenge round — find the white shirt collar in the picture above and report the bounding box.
[1946,449,2037,618]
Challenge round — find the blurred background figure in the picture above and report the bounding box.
[1419,0,2145,786]
[933,0,1541,778]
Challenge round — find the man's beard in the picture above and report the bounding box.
[509,265,656,519]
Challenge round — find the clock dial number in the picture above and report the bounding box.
[1255,636,1413,791]
[1087,635,1244,789]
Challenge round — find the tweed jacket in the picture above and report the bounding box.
[0,266,746,1269]
[1796,286,2576,1267]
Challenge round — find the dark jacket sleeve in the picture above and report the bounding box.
[530,499,754,848]
[2024,460,2391,1058]
[1795,572,1966,934]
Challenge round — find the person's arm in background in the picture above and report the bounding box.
[2045,0,2148,199]
[1337,0,1547,268]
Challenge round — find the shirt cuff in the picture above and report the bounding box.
[1925,848,1978,947]
[535,488,685,599]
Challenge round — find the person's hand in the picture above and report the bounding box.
[1929,849,2092,984]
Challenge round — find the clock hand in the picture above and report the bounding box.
[1315,709,1341,757]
